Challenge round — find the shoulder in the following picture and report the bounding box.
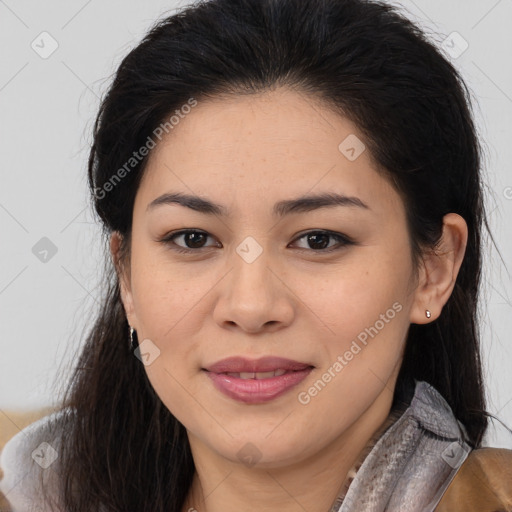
[436,447,512,511]
[0,408,70,512]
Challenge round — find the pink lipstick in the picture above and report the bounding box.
[203,356,314,404]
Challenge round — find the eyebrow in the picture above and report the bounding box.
[146,191,369,217]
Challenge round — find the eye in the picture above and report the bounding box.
[290,230,354,252]
[158,229,354,254]
[160,230,218,253]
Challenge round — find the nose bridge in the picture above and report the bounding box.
[231,234,273,299]
[213,234,294,332]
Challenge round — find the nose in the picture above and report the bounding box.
[212,243,295,334]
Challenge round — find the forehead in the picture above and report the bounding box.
[149,88,363,165]
[136,87,404,218]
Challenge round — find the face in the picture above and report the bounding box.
[118,87,421,468]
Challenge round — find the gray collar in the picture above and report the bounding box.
[333,380,472,512]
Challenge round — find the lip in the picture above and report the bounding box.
[203,356,313,373]
[203,356,314,404]
[204,368,313,404]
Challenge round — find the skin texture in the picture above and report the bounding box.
[111,87,468,512]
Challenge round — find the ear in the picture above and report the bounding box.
[410,213,468,324]
[110,231,137,328]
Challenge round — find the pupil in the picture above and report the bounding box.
[186,232,205,248]
[308,233,329,250]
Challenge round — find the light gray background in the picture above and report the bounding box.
[1,0,511,446]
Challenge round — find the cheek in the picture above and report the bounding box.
[295,269,409,428]
[129,241,212,339]
[307,247,412,341]
[301,250,413,403]
[128,244,217,402]
[311,281,408,386]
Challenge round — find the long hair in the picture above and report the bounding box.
[44,0,490,510]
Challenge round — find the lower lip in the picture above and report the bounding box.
[204,368,313,404]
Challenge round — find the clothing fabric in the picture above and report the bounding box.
[330,380,472,511]
[0,407,67,511]
[0,380,505,511]
[436,446,512,511]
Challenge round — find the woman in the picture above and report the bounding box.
[1,0,511,510]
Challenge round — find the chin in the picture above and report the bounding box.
[209,435,309,469]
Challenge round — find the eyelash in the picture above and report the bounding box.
[158,229,354,255]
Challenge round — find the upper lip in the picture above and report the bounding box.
[203,356,314,373]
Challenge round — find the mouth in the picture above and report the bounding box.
[202,356,314,404]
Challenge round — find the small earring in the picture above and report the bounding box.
[425,310,431,319]
[129,326,138,351]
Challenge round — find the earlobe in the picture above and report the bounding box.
[410,213,468,325]
[110,232,136,325]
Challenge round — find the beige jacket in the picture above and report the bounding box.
[435,447,512,511]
